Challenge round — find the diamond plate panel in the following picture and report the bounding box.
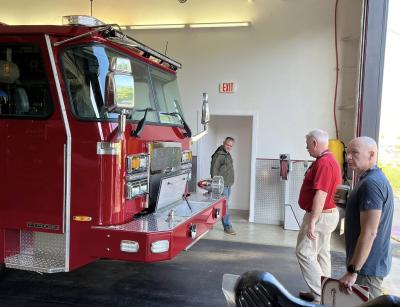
[95,192,223,232]
[288,161,311,227]
[254,159,311,226]
[5,231,66,273]
[5,254,65,273]
[254,159,283,225]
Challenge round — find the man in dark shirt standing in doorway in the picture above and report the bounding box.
[211,137,236,235]
[339,136,394,299]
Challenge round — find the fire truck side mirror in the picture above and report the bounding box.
[105,72,135,112]
[201,92,210,125]
[105,57,135,113]
[104,58,135,139]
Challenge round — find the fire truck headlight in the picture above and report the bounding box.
[127,154,148,173]
[120,240,139,253]
[126,180,148,199]
[182,150,192,164]
[151,240,170,254]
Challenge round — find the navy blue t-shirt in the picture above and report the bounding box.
[345,166,394,277]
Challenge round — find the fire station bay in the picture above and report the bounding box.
[0,1,399,307]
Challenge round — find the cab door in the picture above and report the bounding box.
[0,36,66,233]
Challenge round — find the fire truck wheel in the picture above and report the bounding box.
[0,263,6,276]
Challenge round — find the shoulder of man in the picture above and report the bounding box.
[364,168,391,188]
[357,173,392,210]
[212,146,226,157]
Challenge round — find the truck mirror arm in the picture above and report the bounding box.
[191,93,209,143]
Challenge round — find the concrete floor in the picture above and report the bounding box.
[205,209,400,297]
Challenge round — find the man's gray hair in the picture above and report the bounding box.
[306,129,329,145]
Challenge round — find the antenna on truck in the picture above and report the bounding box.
[90,0,94,16]
[164,41,169,56]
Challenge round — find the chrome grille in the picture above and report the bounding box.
[150,142,182,173]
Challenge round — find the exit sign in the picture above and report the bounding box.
[219,82,236,93]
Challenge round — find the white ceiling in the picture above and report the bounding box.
[1,0,256,26]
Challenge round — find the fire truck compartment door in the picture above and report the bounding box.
[155,173,189,212]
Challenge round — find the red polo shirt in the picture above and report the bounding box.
[298,151,341,212]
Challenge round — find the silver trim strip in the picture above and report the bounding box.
[45,34,72,272]
[152,141,182,149]
[97,141,121,155]
[184,229,210,251]
[53,26,110,47]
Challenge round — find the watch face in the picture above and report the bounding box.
[347,265,358,274]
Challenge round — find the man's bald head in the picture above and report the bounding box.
[347,136,378,174]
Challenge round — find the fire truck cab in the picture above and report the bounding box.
[0,16,226,273]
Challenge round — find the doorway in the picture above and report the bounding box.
[380,0,400,241]
[197,114,255,219]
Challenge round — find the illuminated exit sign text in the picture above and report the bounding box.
[219,82,236,93]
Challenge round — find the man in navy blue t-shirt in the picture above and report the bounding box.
[338,136,394,299]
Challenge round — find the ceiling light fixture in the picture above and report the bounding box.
[120,22,251,31]
[189,22,250,28]
[128,24,186,30]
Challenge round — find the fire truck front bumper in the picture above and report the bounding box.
[91,193,226,262]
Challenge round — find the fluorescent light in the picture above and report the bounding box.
[189,22,250,28]
[129,24,185,30]
[120,22,251,30]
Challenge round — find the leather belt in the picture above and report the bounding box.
[321,208,337,213]
[306,208,337,213]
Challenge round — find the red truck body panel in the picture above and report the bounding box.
[0,21,224,272]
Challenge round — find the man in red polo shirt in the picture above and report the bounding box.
[296,129,341,303]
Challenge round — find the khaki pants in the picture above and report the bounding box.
[296,210,339,296]
[356,275,383,299]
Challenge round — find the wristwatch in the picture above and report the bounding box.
[347,264,360,274]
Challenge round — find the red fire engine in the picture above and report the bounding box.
[0,16,226,273]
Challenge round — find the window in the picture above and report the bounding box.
[150,67,184,125]
[0,44,53,118]
[62,45,157,122]
[61,44,186,126]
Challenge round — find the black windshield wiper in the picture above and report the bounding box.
[161,112,192,138]
[131,108,156,137]
[131,109,192,138]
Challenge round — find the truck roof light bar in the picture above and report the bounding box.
[62,15,105,27]
[106,30,182,70]
[57,15,181,70]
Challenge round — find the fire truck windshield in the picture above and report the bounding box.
[61,44,185,125]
